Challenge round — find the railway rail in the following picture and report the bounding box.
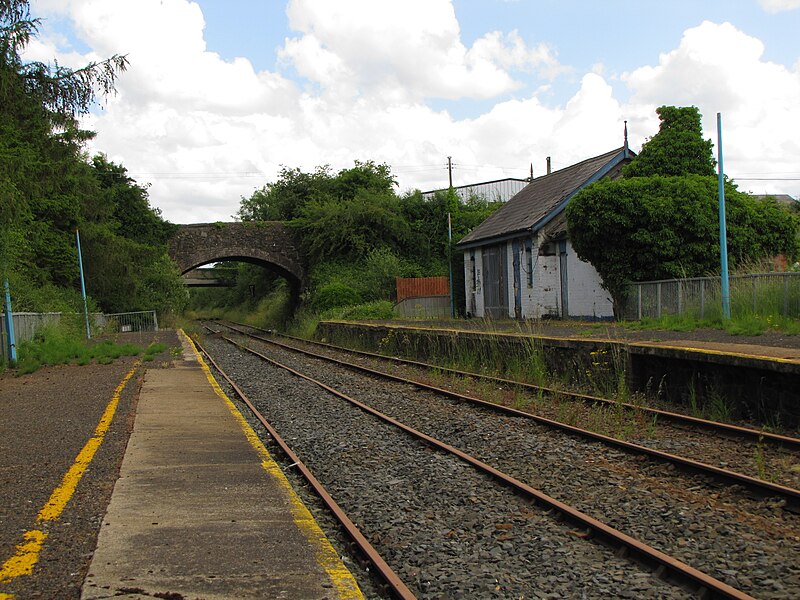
[192,336,415,600]
[194,328,750,598]
[228,321,800,450]
[195,326,800,598]
[216,321,800,506]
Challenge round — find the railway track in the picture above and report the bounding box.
[264,326,800,451]
[198,324,800,599]
[217,320,800,504]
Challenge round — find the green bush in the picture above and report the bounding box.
[312,282,362,312]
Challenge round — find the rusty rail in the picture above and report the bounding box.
[213,329,755,600]
[218,321,800,509]
[193,335,417,600]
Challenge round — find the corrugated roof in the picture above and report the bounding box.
[457,147,626,247]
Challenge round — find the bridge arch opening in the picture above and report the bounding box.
[168,222,306,309]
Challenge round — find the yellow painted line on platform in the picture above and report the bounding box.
[0,362,140,588]
[0,530,46,585]
[181,330,364,600]
[632,341,800,364]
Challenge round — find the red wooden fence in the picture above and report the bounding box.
[396,276,450,302]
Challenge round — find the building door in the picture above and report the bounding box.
[482,244,507,318]
[558,240,569,318]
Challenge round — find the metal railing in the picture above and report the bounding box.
[622,272,800,321]
[95,310,159,333]
[1,310,159,363]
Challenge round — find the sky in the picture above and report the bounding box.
[25,0,800,224]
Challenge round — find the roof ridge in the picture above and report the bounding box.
[457,146,629,248]
[535,146,624,180]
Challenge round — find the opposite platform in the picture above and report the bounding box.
[81,332,362,600]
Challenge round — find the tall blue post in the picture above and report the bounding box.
[717,113,731,320]
[3,279,17,365]
[76,230,92,339]
[448,212,455,318]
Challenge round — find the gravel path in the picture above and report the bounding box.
[0,331,180,600]
[202,333,702,599]
[206,330,800,600]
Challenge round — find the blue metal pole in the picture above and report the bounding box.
[76,230,92,339]
[448,212,455,318]
[3,279,17,365]
[717,113,731,320]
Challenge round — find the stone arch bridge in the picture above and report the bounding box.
[168,222,305,293]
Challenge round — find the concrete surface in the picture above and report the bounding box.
[81,334,362,600]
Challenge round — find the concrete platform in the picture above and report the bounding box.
[81,332,362,600]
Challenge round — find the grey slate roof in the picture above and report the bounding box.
[457,147,628,248]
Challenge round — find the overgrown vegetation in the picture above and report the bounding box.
[191,161,502,331]
[0,1,186,325]
[15,323,168,375]
[567,106,799,313]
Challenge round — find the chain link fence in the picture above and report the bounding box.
[622,273,800,321]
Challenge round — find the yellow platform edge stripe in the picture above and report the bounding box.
[180,330,364,600]
[0,360,141,594]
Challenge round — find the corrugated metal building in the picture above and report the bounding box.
[422,178,530,203]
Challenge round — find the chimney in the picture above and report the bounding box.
[546,156,551,175]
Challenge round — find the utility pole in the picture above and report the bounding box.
[447,156,453,188]
[3,279,17,365]
[446,156,455,318]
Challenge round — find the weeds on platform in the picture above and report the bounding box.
[15,324,155,375]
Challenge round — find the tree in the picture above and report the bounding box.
[0,0,185,316]
[292,188,411,263]
[1,0,128,119]
[237,160,396,222]
[623,106,715,178]
[237,165,333,221]
[567,106,798,311]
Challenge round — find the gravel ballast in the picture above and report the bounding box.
[203,330,800,599]
[202,333,705,599]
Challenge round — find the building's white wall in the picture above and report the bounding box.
[464,233,613,321]
[565,241,614,318]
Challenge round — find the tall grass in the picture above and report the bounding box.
[15,324,161,375]
[626,269,800,335]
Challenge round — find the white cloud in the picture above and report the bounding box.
[758,0,800,13]
[281,0,564,102]
[623,21,800,196]
[24,2,800,224]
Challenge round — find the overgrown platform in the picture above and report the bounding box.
[316,320,800,429]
